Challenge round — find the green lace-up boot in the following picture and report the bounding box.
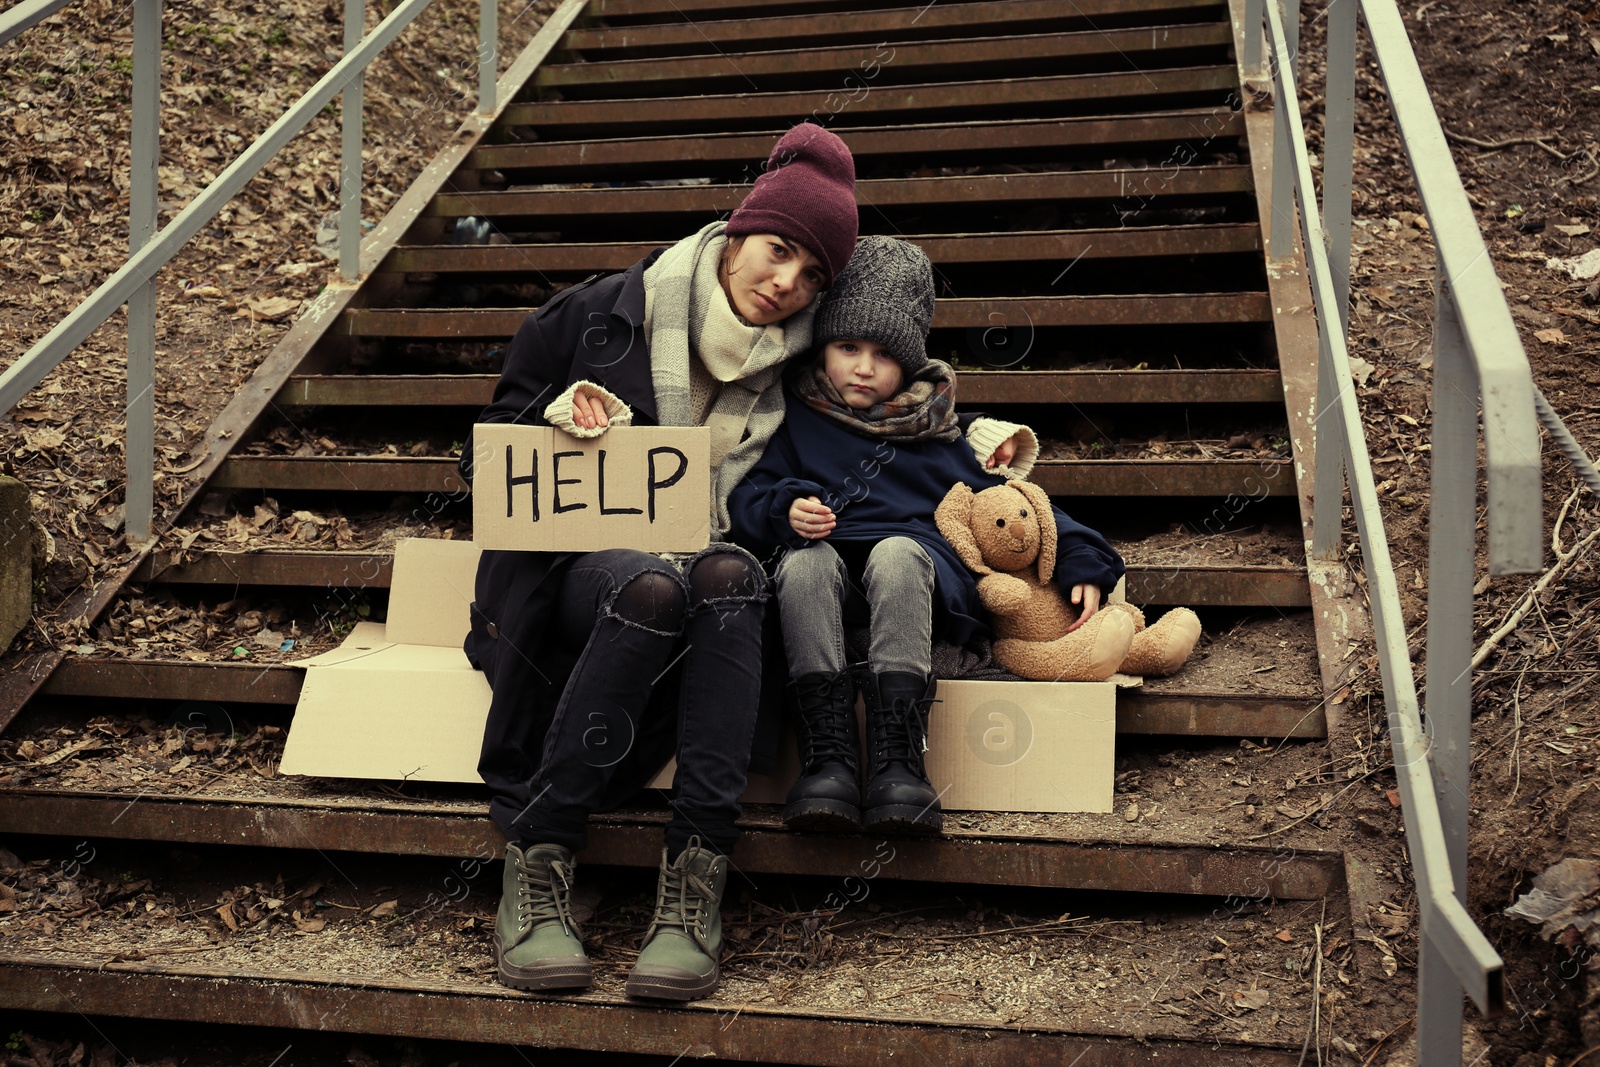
[494,842,593,991]
[624,838,729,1001]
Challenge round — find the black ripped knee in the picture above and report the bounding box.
[610,569,688,634]
[686,549,767,605]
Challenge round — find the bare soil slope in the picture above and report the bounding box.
[1297,1,1600,1061]
[0,0,556,652]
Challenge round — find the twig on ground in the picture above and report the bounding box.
[1297,900,1326,1067]
[1147,957,1178,1004]
[1554,486,1583,556]
[1246,762,1392,840]
[1473,509,1600,671]
[1511,664,1529,800]
[1359,1015,1416,1067]
[1443,126,1574,161]
[1566,147,1600,187]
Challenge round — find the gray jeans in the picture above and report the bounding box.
[774,537,935,679]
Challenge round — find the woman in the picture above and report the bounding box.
[461,125,860,1003]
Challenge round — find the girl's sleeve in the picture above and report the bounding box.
[965,417,1040,480]
[1051,503,1126,598]
[727,424,828,554]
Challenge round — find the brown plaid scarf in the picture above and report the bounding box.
[788,356,962,443]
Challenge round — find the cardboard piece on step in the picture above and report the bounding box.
[650,679,1115,814]
[282,537,1115,813]
[471,423,711,554]
[279,537,491,783]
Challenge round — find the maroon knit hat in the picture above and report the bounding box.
[727,124,858,284]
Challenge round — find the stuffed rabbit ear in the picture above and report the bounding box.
[935,483,992,577]
[1010,479,1057,584]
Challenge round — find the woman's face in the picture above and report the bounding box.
[720,234,827,325]
[822,339,904,409]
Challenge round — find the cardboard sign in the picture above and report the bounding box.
[472,424,710,554]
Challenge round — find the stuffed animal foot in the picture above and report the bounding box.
[1104,602,1146,632]
[995,608,1135,682]
[1118,607,1201,677]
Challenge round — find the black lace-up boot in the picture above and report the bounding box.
[782,672,862,832]
[862,672,943,835]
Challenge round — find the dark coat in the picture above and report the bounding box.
[458,253,789,837]
[727,385,1126,646]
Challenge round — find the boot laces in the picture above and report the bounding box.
[516,856,577,937]
[798,676,855,768]
[872,691,932,772]
[646,858,718,955]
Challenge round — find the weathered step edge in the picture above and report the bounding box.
[40,659,1325,738]
[132,549,1310,608]
[427,166,1256,219]
[337,294,1274,338]
[0,955,1306,1067]
[207,456,1295,498]
[0,790,1342,897]
[274,370,1286,407]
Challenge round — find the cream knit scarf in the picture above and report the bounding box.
[643,221,815,539]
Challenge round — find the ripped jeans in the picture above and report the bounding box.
[511,545,767,858]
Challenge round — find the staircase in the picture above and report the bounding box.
[0,0,1385,1061]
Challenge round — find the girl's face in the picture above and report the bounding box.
[823,339,904,409]
[719,235,827,325]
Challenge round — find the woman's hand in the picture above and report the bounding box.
[789,496,836,540]
[1064,583,1101,632]
[570,386,610,431]
[985,432,1020,470]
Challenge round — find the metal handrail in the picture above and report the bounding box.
[1248,0,1542,1061]
[0,0,511,541]
[0,0,74,46]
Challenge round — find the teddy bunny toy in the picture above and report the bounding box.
[935,480,1202,682]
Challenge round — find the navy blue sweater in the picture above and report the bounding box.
[728,391,1126,645]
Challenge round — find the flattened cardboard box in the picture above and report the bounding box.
[282,537,1115,813]
[472,424,711,554]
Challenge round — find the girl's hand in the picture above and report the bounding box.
[571,386,610,431]
[985,432,1020,469]
[789,496,836,540]
[1065,583,1101,632]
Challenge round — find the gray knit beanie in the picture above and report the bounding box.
[814,235,935,374]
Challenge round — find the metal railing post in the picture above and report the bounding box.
[1322,0,1357,331]
[126,0,160,545]
[1417,279,1477,1064]
[340,0,364,282]
[1268,100,1296,261]
[1244,0,1264,71]
[0,0,440,414]
[1281,0,1300,75]
[1251,0,1518,1042]
[479,0,497,114]
[1311,328,1345,560]
[1358,0,1542,574]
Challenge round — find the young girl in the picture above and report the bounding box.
[728,236,1125,835]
